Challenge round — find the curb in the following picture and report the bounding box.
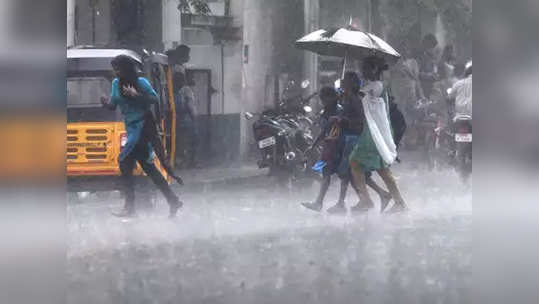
[174,170,270,193]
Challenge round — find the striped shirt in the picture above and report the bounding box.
[449,75,472,116]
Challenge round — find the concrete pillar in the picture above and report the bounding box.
[303,0,319,94]
[162,0,182,50]
[67,0,75,47]
[240,0,271,159]
[240,0,305,159]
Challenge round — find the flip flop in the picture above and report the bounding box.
[327,203,347,214]
[350,203,373,213]
[301,202,323,212]
[386,203,408,214]
[380,194,392,213]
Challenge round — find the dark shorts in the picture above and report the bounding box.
[336,134,359,178]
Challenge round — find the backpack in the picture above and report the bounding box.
[320,121,341,163]
[389,98,406,149]
[383,86,407,149]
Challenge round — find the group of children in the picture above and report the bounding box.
[302,56,408,214]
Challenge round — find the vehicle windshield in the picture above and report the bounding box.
[67,74,121,122]
[67,77,110,108]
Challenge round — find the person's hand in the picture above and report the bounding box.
[122,85,139,98]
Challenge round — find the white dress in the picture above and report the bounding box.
[360,80,398,165]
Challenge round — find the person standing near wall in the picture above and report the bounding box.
[418,34,440,99]
[391,42,426,149]
[174,71,200,169]
[167,44,191,75]
[167,45,200,168]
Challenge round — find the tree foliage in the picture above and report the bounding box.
[177,0,211,15]
[380,0,471,52]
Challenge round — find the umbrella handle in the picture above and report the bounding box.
[341,49,348,79]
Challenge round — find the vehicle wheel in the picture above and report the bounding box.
[456,146,472,183]
[425,132,435,171]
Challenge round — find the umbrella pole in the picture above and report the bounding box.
[341,49,348,79]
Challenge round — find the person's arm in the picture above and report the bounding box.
[101,79,118,110]
[184,87,197,120]
[415,80,426,100]
[133,77,159,104]
[446,82,459,117]
[447,82,458,100]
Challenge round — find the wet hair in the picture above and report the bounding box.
[176,45,190,63]
[343,71,360,94]
[176,45,190,55]
[319,86,337,99]
[173,71,186,89]
[454,63,466,78]
[422,33,438,49]
[362,56,388,81]
[111,55,140,97]
[442,44,455,62]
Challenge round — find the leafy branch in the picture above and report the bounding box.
[177,0,211,15]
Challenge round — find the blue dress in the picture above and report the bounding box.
[110,77,158,161]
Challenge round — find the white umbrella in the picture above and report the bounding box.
[295,27,401,76]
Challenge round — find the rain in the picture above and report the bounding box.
[65,0,472,303]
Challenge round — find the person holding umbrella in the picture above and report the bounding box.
[349,56,408,213]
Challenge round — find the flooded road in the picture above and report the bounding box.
[68,159,471,304]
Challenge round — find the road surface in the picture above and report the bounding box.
[68,160,471,304]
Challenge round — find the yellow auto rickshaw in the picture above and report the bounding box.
[66,47,177,199]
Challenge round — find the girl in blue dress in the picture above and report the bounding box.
[101,55,182,218]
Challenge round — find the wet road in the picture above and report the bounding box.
[68,162,471,304]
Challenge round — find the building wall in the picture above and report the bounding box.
[67,0,75,47]
[179,0,245,164]
[162,0,182,50]
[74,0,111,46]
[240,0,306,158]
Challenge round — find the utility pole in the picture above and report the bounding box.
[303,0,319,93]
[368,0,372,32]
[67,0,75,47]
[89,0,99,45]
[162,0,182,50]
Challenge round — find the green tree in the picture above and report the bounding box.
[177,0,211,15]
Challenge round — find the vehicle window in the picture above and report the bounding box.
[67,77,111,108]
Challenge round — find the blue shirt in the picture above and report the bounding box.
[110,77,158,161]
[110,77,158,124]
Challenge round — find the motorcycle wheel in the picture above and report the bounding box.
[424,130,436,171]
[456,143,472,183]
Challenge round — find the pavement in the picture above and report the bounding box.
[176,163,270,193]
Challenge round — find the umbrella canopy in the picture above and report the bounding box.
[295,27,401,65]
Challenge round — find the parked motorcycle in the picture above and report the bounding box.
[414,99,452,170]
[244,110,318,186]
[277,80,318,137]
[452,114,472,182]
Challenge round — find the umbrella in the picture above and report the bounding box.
[295,27,401,72]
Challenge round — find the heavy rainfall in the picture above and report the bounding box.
[66,0,472,303]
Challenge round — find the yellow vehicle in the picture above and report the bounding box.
[67,48,177,194]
